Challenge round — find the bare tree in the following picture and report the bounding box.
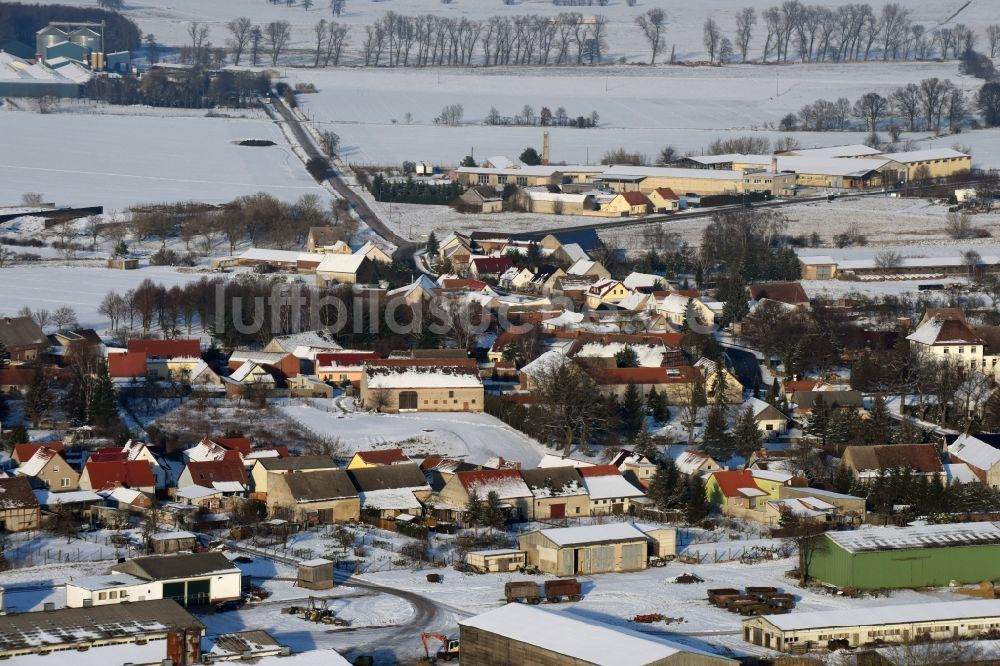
[945,211,974,239]
[19,306,51,330]
[735,8,756,63]
[226,17,254,65]
[874,250,903,269]
[852,91,889,132]
[21,192,44,206]
[635,9,667,65]
[249,26,263,66]
[892,83,921,132]
[319,130,340,157]
[265,20,292,65]
[51,306,78,332]
[702,17,721,63]
[314,19,328,66]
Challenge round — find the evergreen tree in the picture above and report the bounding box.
[632,422,659,461]
[893,417,924,444]
[519,147,541,165]
[614,346,640,368]
[865,395,893,444]
[701,399,733,461]
[61,371,89,426]
[620,383,645,434]
[425,231,439,256]
[0,391,7,423]
[832,464,853,494]
[5,423,28,445]
[720,276,749,325]
[805,394,832,445]
[23,368,52,428]
[648,459,680,511]
[646,386,668,423]
[88,362,120,430]
[464,489,483,527]
[460,155,477,167]
[766,378,780,406]
[732,405,763,467]
[684,474,709,525]
[829,409,864,445]
[0,339,8,368]
[484,490,506,530]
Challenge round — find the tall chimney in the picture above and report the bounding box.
[542,132,550,166]
[771,156,778,173]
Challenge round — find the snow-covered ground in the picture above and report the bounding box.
[282,62,989,166]
[277,401,547,466]
[0,263,217,330]
[52,0,994,65]
[0,110,325,209]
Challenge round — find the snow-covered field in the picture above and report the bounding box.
[281,61,991,166]
[54,0,993,65]
[277,401,546,466]
[0,110,324,209]
[0,263,216,330]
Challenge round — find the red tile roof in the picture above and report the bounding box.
[784,379,821,394]
[653,187,679,200]
[589,366,699,385]
[440,278,489,290]
[317,351,380,367]
[576,464,622,477]
[710,470,762,498]
[355,448,411,465]
[127,339,201,360]
[457,468,523,491]
[205,436,252,455]
[108,351,148,378]
[14,442,64,462]
[365,358,477,369]
[0,367,35,387]
[471,257,514,274]
[84,460,155,490]
[619,191,651,206]
[88,452,128,463]
[748,282,809,305]
[185,459,248,487]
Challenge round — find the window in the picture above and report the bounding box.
[971,346,978,353]
[109,591,118,599]
[498,175,508,185]
[959,347,965,354]
[765,424,774,431]
[943,347,950,354]
[120,589,128,598]
[60,478,70,488]
[478,174,489,185]
[53,466,59,472]
[449,391,454,398]
[98,592,107,600]
[516,176,527,186]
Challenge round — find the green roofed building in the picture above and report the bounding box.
[807,522,1000,590]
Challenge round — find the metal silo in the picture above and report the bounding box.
[35,26,68,58]
[69,27,102,54]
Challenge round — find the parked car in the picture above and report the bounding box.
[215,597,247,612]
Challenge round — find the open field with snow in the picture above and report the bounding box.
[54,0,992,64]
[283,61,992,166]
[278,401,547,466]
[0,109,324,209]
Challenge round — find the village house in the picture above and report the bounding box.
[0,476,41,531]
[610,449,658,488]
[519,523,655,575]
[602,191,653,216]
[675,449,724,477]
[79,459,156,494]
[305,227,350,252]
[566,258,611,280]
[16,445,79,491]
[229,350,299,379]
[356,240,393,265]
[435,469,533,523]
[470,256,515,280]
[127,338,201,360]
[178,459,249,494]
[457,185,504,213]
[347,448,413,470]
[314,253,376,285]
[747,282,810,308]
[111,552,243,607]
[249,454,339,497]
[315,350,380,385]
[907,315,989,373]
[519,466,590,520]
[791,390,864,416]
[348,463,432,521]
[584,279,630,309]
[589,365,702,404]
[655,293,716,328]
[266,468,360,524]
[947,433,1000,488]
[742,397,789,438]
[647,187,681,212]
[360,359,484,413]
[0,315,49,363]
[840,443,946,481]
[576,465,646,515]
[108,350,149,381]
[0,366,34,395]
[12,441,64,466]
[101,486,154,510]
[223,360,277,398]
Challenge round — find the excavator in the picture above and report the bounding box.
[420,632,460,663]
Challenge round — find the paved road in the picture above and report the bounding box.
[269,96,417,261]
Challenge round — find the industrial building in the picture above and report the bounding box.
[519,523,671,575]
[807,522,1000,589]
[110,551,243,607]
[0,598,204,663]
[743,599,1000,652]
[461,603,738,666]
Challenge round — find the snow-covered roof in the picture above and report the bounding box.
[906,317,983,346]
[359,487,424,510]
[675,450,714,476]
[99,487,146,504]
[17,447,59,477]
[580,472,645,500]
[212,480,246,493]
[229,360,274,384]
[827,521,1000,553]
[775,155,891,177]
[365,365,483,389]
[536,522,650,546]
[566,258,599,276]
[457,165,564,176]
[459,603,727,666]
[239,247,322,264]
[317,252,367,274]
[763,599,1000,632]
[687,153,771,166]
[622,272,663,290]
[945,463,977,485]
[751,469,795,483]
[798,255,837,265]
[526,190,587,203]
[150,530,196,541]
[537,454,594,468]
[176,484,222,499]
[461,470,532,499]
[737,487,767,498]
[767,497,834,518]
[33,489,102,505]
[541,310,585,329]
[575,342,665,368]
[879,148,969,163]
[789,144,882,158]
[483,155,515,169]
[948,433,1000,472]
[519,350,569,379]
[657,293,697,314]
[600,165,743,180]
[67,573,146,590]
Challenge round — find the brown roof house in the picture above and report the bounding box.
[748,282,810,308]
[456,186,503,213]
[840,444,945,481]
[16,445,79,491]
[0,316,49,363]
[266,469,360,524]
[436,469,533,523]
[0,476,41,531]
[347,448,413,470]
[360,359,484,413]
[348,463,432,520]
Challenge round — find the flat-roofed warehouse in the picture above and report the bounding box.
[596,166,744,196]
[806,522,1000,590]
[743,599,1000,652]
[461,602,738,666]
[0,598,204,662]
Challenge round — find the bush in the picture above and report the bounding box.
[0,236,45,247]
[306,157,331,181]
[149,248,196,266]
[396,520,429,540]
[400,540,430,561]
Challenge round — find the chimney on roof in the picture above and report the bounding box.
[542,132,550,166]
[771,156,778,173]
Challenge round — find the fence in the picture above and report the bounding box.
[2,530,136,570]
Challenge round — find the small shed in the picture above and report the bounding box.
[636,524,676,559]
[519,523,651,576]
[298,558,335,590]
[150,530,198,555]
[465,549,527,573]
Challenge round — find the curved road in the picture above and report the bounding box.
[269,95,418,261]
